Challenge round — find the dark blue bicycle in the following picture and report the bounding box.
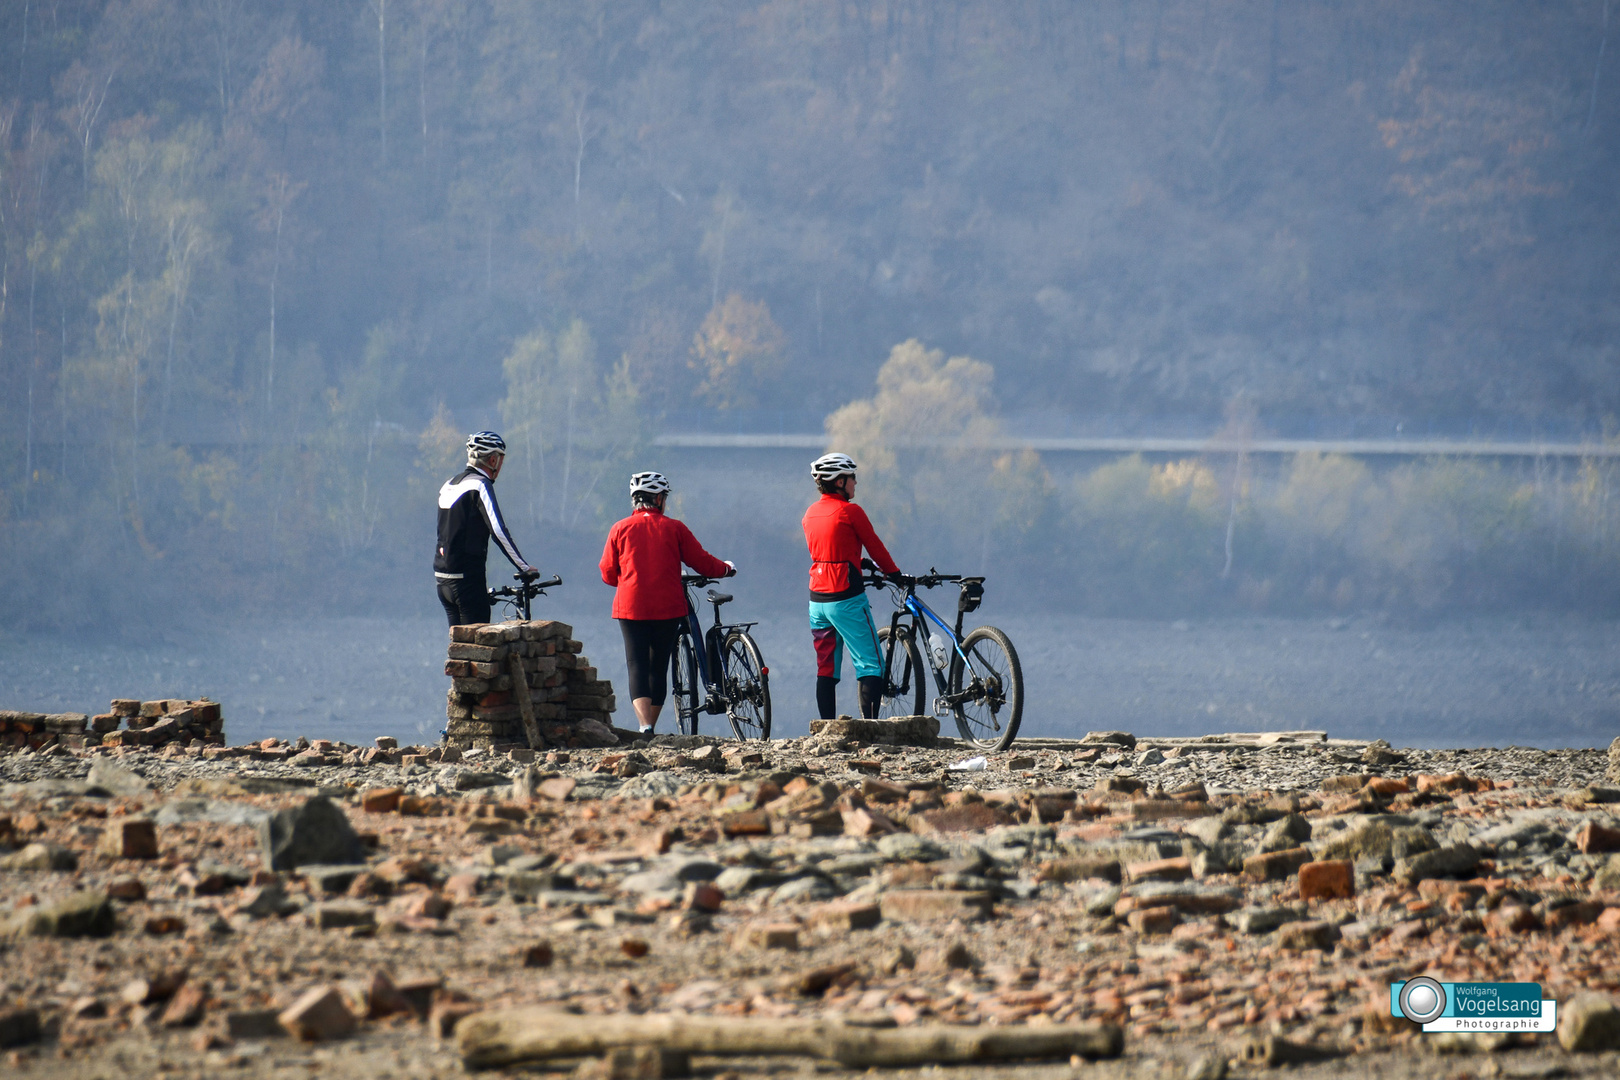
[862,560,1024,750]
[669,573,771,740]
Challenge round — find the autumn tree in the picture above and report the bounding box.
[689,293,787,410]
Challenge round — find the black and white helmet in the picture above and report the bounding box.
[466,430,507,459]
[811,452,858,482]
[629,471,671,496]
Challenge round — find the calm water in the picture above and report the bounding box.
[2,603,1616,750]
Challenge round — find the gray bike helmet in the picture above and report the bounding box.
[811,452,858,482]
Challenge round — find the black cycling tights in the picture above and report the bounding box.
[438,578,491,628]
[619,617,684,706]
[816,675,886,719]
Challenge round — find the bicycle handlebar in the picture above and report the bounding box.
[681,570,736,586]
[862,568,966,590]
[490,573,562,597]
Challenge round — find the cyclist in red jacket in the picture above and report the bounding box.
[600,472,734,735]
[803,453,908,719]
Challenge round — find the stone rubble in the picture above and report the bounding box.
[0,728,1618,1076]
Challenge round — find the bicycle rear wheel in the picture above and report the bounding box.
[670,632,701,736]
[874,625,926,719]
[722,630,771,740]
[948,625,1024,750]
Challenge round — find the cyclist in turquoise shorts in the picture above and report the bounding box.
[802,453,911,719]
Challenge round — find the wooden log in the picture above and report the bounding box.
[457,1010,1123,1070]
[509,653,542,751]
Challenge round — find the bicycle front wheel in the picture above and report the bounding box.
[722,630,771,740]
[670,632,701,736]
[948,625,1024,750]
[874,625,926,719]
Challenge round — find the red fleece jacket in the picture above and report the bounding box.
[600,508,730,620]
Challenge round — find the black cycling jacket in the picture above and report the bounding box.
[434,465,533,580]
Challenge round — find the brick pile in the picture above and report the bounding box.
[0,698,224,754]
[444,620,616,751]
[96,699,226,749]
[0,711,92,751]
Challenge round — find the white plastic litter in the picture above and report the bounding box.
[947,755,988,771]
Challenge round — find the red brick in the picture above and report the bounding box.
[683,882,724,912]
[736,923,799,950]
[879,890,994,923]
[361,787,402,813]
[99,818,158,860]
[1298,860,1355,901]
[1576,822,1620,855]
[808,901,882,933]
[1126,856,1192,882]
[1126,906,1180,934]
[159,984,206,1028]
[279,986,356,1041]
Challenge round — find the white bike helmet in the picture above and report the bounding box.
[629,471,671,496]
[466,430,507,460]
[811,452,858,482]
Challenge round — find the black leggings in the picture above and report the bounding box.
[619,617,684,706]
[438,577,491,628]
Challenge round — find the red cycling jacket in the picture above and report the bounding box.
[600,508,731,620]
[802,493,900,602]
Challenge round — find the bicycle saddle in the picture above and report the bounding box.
[706,589,734,607]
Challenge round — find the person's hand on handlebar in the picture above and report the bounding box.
[724,561,737,578]
[518,568,540,582]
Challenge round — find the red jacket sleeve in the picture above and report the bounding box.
[847,504,900,575]
[599,523,622,586]
[674,521,731,579]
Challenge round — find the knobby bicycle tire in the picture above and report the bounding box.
[721,630,771,740]
[875,625,926,719]
[948,625,1024,750]
[670,632,702,736]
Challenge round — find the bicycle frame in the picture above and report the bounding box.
[680,576,757,712]
[877,579,989,715]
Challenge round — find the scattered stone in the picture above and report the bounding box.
[0,1007,42,1049]
[738,923,799,950]
[1242,847,1312,882]
[87,757,155,796]
[1276,919,1338,951]
[313,902,378,931]
[259,796,365,871]
[1559,993,1620,1052]
[6,890,115,938]
[226,1009,285,1039]
[1393,844,1480,885]
[0,841,77,872]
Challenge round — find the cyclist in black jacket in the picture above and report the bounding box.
[434,431,537,627]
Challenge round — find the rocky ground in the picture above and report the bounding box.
[4,730,1620,1079]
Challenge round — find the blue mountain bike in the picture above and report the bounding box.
[863,560,1024,750]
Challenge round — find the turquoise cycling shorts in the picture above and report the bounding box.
[809,594,883,681]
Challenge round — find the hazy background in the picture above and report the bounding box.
[1,2,1617,745]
